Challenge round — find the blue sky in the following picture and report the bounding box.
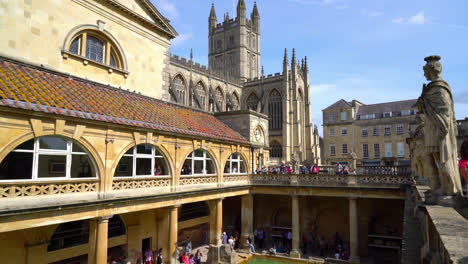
[152,0,468,133]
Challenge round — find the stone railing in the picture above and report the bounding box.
[223,174,249,183]
[250,173,411,188]
[179,175,217,186]
[0,179,99,198]
[356,165,411,176]
[112,177,171,191]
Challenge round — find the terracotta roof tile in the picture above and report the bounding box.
[0,58,248,144]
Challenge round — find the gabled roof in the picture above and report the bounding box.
[0,57,247,144]
[356,99,418,117]
[102,0,178,38]
[323,99,352,111]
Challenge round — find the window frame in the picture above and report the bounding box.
[3,137,98,182]
[374,144,380,158]
[397,142,405,157]
[224,153,247,175]
[341,127,348,135]
[329,127,335,137]
[330,144,336,156]
[329,113,335,122]
[384,125,391,136]
[362,127,368,137]
[383,112,392,118]
[363,144,369,159]
[182,149,216,176]
[114,145,170,178]
[372,126,379,136]
[396,124,404,135]
[385,143,392,157]
[342,144,348,154]
[340,111,347,121]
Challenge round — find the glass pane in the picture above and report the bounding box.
[115,156,133,177]
[71,154,94,178]
[39,137,67,150]
[136,158,151,176]
[240,161,246,173]
[182,159,192,175]
[232,153,239,159]
[16,139,34,150]
[0,152,33,180]
[206,160,215,174]
[224,161,230,173]
[231,161,239,173]
[194,149,204,157]
[72,143,85,153]
[154,148,163,157]
[38,155,66,178]
[69,37,80,55]
[124,148,133,155]
[136,145,152,155]
[154,157,168,176]
[194,160,203,174]
[85,35,104,63]
[110,52,117,67]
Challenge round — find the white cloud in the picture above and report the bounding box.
[309,84,337,94]
[152,0,178,21]
[172,32,192,46]
[409,11,426,25]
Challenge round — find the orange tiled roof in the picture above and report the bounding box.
[0,58,248,144]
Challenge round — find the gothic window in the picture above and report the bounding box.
[268,90,282,130]
[67,30,124,69]
[182,149,215,175]
[270,141,282,158]
[216,40,222,51]
[114,144,170,177]
[232,92,240,111]
[215,87,223,112]
[0,137,97,181]
[194,82,207,110]
[172,75,186,104]
[247,93,259,111]
[224,153,247,174]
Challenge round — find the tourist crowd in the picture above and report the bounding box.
[255,162,351,175]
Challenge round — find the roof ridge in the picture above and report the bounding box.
[359,99,418,107]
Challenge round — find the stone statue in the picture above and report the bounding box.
[416,55,462,195]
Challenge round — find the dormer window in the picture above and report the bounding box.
[383,112,392,118]
[401,110,411,116]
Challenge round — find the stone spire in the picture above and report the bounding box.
[261,65,264,77]
[237,0,246,24]
[252,1,260,18]
[283,48,288,65]
[190,48,193,61]
[209,3,217,30]
[209,2,217,19]
[291,48,296,67]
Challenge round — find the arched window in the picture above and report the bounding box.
[270,141,283,158]
[182,149,215,175]
[194,82,206,110]
[215,87,224,112]
[247,93,259,111]
[0,136,97,181]
[224,153,247,174]
[48,215,125,252]
[268,90,283,130]
[115,144,169,177]
[232,92,240,111]
[67,30,124,69]
[172,75,186,104]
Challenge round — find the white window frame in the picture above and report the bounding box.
[363,144,369,159]
[401,110,411,116]
[396,124,404,135]
[115,145,170,178]
[373,126,379,136]
[362,128,368,137]
[397,142,405,157]
[342,144,348,154]
[340,111,347,121]
[329,127,335,136]
[385,143,392,157]
[374,144,380,158]
[383,112,392,118]
[329,113,335,122]
[224,153,247,175]
[330,144,336,156]
[341,127,347,135]
[183,149,216,176]
[384,125,391,136]
[6,137,98,182]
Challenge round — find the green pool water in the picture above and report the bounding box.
[246,256,298,264]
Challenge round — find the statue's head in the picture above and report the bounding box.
[423,55,442,81]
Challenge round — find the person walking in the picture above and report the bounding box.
[144,248,153,264]
[221,232,228,244]
[247,235,255,254]
[156,248,163,264]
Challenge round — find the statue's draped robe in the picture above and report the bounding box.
[418,80,462,194]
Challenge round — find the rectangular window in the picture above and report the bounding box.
[363,144,369,159]
[374,144,380,158]
[385,143,392,157]
[362,128,368,137]
[360,114,375,120]
[384,125,391,136]
[329,113,335,122]
[373,126,379,136]
[329,127,335,136]
[401,110,411,116]
[330,144,336,156]
[341,127,347,135]
[396,124,404,135]
[341,111,347,121]
[342,144,348,154]
[383,112,392,118]
[397,142,405,157]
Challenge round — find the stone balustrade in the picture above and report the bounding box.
[0,179,99,198]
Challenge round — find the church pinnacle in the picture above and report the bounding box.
[209,2,217,19]
[252,1,260,18]
[283,48,288,65]
[291,48,296,66]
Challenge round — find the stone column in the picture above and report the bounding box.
[349,197,360,263]
[88,219,98,264]
[241,194,253,248]
[290,195,301,258]
[169,205,179,264]
[215,198,223,246]
[96,216,112,264]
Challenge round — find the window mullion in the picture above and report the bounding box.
[66,141,72,179]
[151,147,155,177]
[132,149,137,177]
[81,33,87,57]
[32,139,39,180]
